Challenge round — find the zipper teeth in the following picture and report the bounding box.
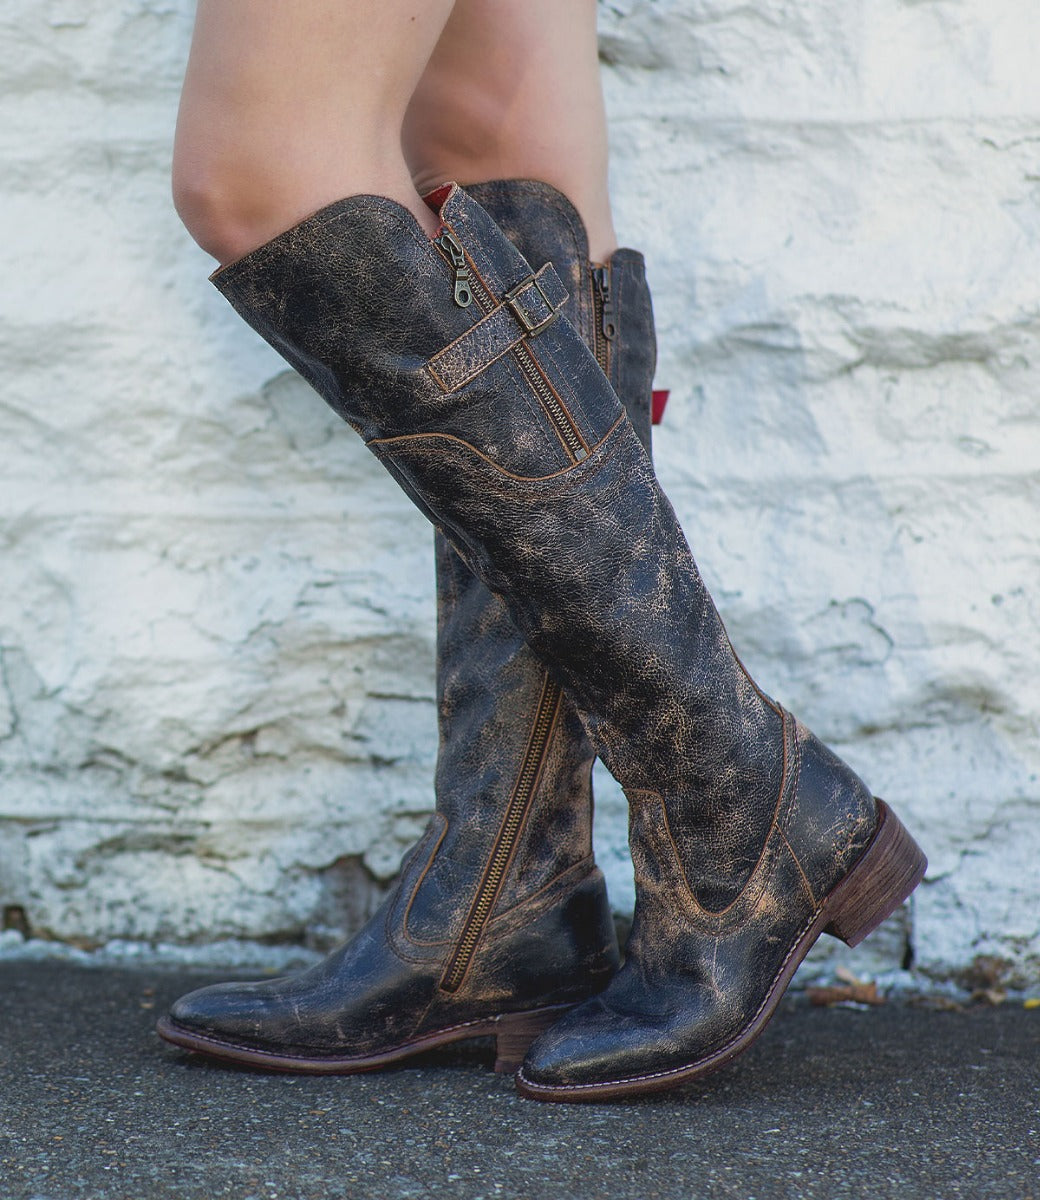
[434,226,587,464]
[591,266,609,374]
[440,677,563,994]
[432,230,582,990]
[513,348,587,462]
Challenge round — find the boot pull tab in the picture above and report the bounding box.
[434,230,474,308]
[652,390,670,426]
[591,265,617,341]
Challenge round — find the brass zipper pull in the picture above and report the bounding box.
[591,264,616,341]
[434,229,474,308]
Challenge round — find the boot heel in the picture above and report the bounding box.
[494,1006,572,1074]
[823,799,927,948]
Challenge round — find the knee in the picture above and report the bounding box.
[171,150,263,266]
[171,131,408,265]
[404,70,505,191]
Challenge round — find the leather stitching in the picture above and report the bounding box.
[517,907,822,1095]
[426,309,524,393]
[485,856,599,935]
[647,709,794,926]
[396,815,454,951]
[369,414,626,485]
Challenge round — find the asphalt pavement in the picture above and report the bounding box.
[1,959,1038,1200]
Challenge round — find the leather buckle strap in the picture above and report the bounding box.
[427,263,568,394]
[505,270,566,336]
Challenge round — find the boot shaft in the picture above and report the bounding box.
[213,184,807,911]
[210,183,912,1101]
[428,181,657,928]
[466,180,656,454]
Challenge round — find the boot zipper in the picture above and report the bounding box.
[591,264,616,375]
[439,675,563,994]
[514,346,588,462]
[434,229,474,308]
[434,227,588,463]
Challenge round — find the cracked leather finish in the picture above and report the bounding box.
[162,182,658,1066]
[205,183,903,1093]
[521,714,877,1088]
[168,863,617,1060]
[466,180,654,456]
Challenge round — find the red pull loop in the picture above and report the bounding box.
[651,389,670,426]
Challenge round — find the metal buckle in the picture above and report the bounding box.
[505,274,560,336]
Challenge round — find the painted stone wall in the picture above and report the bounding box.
[2,0,1038,985]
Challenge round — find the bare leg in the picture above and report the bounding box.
[174,0,457,264]
[403,0,618,262]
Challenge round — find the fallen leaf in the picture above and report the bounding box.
[807,981,885,1007]
[910,994,964,1012]
[835,966,865,987]
[970,987,1006,1007]
[963,954,1010,991]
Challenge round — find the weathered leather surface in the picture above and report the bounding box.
[522,715,876,1086]
[169,864,617,1058]
[445,179,656,917]
[404,180,658,949]
[166,182,658,1057]
[209,183,878,1084]
[466,180,654,456]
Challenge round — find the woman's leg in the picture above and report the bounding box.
[160,1,632,1077]
[173,0,457,264]
[403,0,618,262]
[167,1,924,1103]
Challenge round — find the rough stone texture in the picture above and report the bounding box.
[1,1,1038,983]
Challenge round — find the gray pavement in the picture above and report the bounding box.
[1,960,1038,1200]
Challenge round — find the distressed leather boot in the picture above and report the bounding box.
[180,182,926,1100]
[157,180,656,1074]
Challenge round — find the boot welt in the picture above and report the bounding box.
[156,1001,575,1076]
[515,800,927,1103]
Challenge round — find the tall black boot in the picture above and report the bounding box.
[157,182,657,1074]
[192,183,926,1100]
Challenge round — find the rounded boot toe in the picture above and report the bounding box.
[165,979,277,1042]
[519,1012,590,1088]
[167,983,224,1032]
[517,995,648,1092]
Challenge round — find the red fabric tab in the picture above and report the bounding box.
[651,389,670,426]
[423,183,454,213]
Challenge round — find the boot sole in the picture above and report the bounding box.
[156,1001,573,1076]
[515,800,926,1103]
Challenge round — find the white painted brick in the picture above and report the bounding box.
[1,0,1037,983]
